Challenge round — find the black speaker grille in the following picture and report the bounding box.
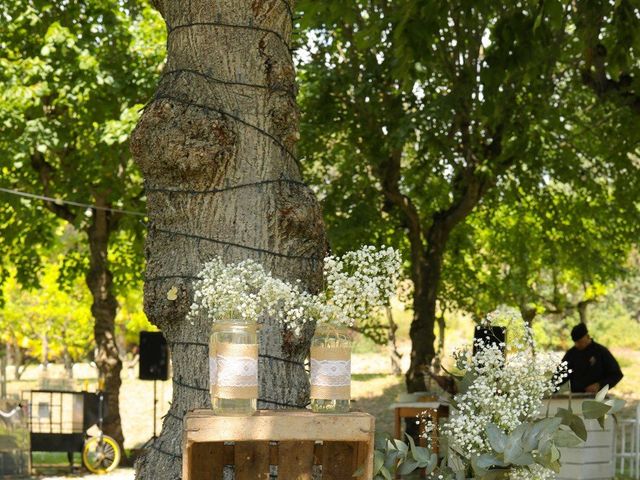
[139,331,169,381]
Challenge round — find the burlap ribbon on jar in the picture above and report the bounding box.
[310,346,351,400]
[210,343,258,399]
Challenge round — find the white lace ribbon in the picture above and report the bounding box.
[210,343,258,399]
[310,346,352,400]
[216,355,258,387]
[310,359,351,387]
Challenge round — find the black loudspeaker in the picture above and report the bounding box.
[473,326,506,355]
[139,331,169,381]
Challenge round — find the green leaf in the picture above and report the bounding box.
[379,466,392,480]
[605,398,626,414]
[404,432,418,458]
[552,428,583,448]
[412,445,433,464]
[595,384,609,402]
[555,408,587,441]
[511,451,535,466]
[582,400,612,419]
[397,459,420,475]
[475,453,507,469]
[486,423,508,453]
[389,438,408,455]
[373,450,385,473]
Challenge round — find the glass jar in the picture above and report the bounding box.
[209,319,258,415]
[310,325,352,413]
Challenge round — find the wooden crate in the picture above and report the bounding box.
[182,410,375,480]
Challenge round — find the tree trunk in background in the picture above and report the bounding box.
[436,312,446,357]
[405,175,490,393]
[131,1,326,477]
[406,258,439,393]
[386,307,402,375]
[577,300,589,324]
[41,333,48,370]
[86,207,124,449]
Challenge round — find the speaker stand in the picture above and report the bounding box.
[141,379,160,453]
[153,378,158,439]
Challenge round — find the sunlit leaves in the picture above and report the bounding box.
[0,0,165,290]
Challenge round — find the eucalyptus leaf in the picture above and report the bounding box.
[475,453,507,470]
[595,384,609,402]
[397,459,420,475]
[486,423,508,453]
[373,450,385,473]
[582,400,612,419]
[511,451,535,466]
[605,398,626,414]
[412,445,433,464]
[555,408,587,441]
[552,428,583,448]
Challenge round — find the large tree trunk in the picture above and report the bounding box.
[406,256,440,392]
[131,1,326,477]
[86,206,124,449]
[405,174,492,393]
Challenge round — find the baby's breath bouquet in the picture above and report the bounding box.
[368,307,625,480]
[189,257,311,334]
[318,245,401,327]
[189,245,401,333]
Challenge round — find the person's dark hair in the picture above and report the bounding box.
[571,323,588,342]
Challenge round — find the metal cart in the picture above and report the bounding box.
[21,390,99,470]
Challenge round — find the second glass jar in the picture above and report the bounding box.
[310,325,353,413]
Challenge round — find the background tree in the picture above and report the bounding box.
[0,0,165,447]
[297,0,640,392]
[0,262,94,378]
[131,0,326,477]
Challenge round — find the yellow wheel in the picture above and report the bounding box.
[82,435,121,474]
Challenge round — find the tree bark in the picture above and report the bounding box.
[386,307,402,375]
[405,174,490,392]
[86,204,124,449]
[577,300,589,325]
[131,1,326,477]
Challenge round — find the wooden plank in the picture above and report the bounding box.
[278,441,315,479]
[184,410,374,443]
[353,442,370,480]
[234,442,270,480]
[186,442,223,480]
[362,415,375,480]
[321,441,357,480]
[182,410,375,479]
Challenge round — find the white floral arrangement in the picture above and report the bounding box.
[189,245,401,334]
[365,307,625,480]
[322,245,401,327]
[442,311,568,480]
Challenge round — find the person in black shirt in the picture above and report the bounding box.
[561,323,624,393]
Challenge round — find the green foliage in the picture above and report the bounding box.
[0,0,165,290]
[0,259,152,364]
[0,262,93,363]
[296,0,640,354]
[353,433,436,479]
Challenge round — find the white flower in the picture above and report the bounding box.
[189,246,402,335]
[441,308,567,479]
